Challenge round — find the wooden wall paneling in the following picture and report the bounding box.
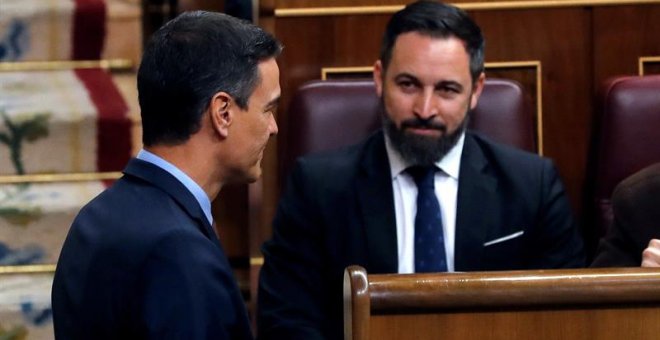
[214,186,248,261]
[274,0,660,13]
[472,8,593,216]
[252,0,277,258]
[276,0,407,9]
[322,67,373,79]
[262,13,392,244]
[275,14,386,153]
[213,185,250,296]
[639,57,660,75]
[248,1,277,329]
[369,308,660,339]
[593,5,660,85]
[142,0,179,46]
[257,0,276,27]
[177,0,224,11]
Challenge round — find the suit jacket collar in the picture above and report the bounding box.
[122,158,220,245]
[454,133,499,270]
[357,131,399,273]
[357,131,499,273]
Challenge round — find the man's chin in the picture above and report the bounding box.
[245,165,262,183]
[390,127,464,165]
[227,164,262,185]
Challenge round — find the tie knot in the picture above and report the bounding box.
[407,166,437,188]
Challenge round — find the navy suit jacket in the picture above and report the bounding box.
[258,131,585,340]
[52,158,252,339]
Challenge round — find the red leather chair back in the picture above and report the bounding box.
[586,75,660,252]
[280,78,535,181]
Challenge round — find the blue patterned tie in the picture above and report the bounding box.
[408,166,448,273]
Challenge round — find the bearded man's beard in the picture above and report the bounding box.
[381,98,469,166]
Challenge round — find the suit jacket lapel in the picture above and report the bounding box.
[356,132,398,273]
[454,134,499,271]
[122,158,221,247]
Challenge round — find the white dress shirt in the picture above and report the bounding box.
[384,133,465,273]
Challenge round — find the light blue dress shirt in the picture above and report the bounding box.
[136,149,214,226]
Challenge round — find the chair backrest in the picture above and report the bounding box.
[586,75,660,251]
[280,78,535,181]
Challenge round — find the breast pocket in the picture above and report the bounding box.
[481,230,525,270]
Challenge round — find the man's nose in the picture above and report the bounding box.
[413,89,438,119]
[269,114,278,136]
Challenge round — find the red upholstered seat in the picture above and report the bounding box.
[585,75,660,255]
[280,78,535,182]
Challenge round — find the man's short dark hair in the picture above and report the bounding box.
[380,0,484,82]
[138,11,282,146]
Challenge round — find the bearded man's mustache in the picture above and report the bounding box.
[400,117,448,133]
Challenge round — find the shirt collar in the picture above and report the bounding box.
[384,131,465,180]
[136,149,214,225]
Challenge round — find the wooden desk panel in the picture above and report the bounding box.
[370,308,660,340]
[345,267,660,340]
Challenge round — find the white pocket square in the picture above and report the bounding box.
[483,230,524,247]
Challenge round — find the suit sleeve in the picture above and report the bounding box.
[590,216,641,267]
[591,183,644,267]
[138,229,250,340]
[257,162,328,340]
[529,159,586,268]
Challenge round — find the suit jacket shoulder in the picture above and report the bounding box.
[288,131,381,186]
[467,132,553,178]
[449,132,585,270]
[53,159,252,340]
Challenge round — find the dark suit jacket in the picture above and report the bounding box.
[591,163,660,267]
[52,158,252,340]
[257,131,584,340]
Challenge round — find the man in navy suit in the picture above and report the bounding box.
[257,1,585,339]
[52,11,281,339]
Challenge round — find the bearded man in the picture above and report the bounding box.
[257,2,585,339]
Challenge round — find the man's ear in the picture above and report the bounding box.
[373,60,384,97]
[470,72,486,110]
[210,92,232,138]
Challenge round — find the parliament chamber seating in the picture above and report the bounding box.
[585,75,660,257]
[280,78,536,182]
[247,77,537,325]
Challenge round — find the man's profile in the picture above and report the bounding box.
[52,11,281,339]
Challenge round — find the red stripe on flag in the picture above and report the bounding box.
[72,0,106,60]
[74,68,132,173]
